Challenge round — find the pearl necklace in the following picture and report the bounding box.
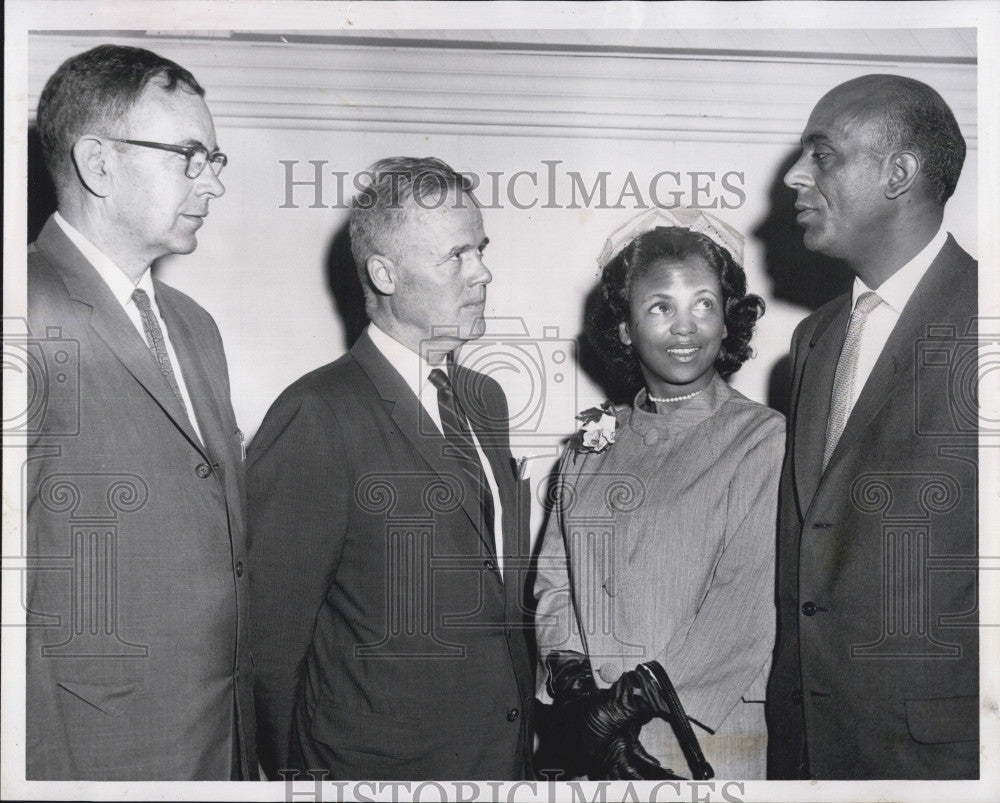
[648,387,705,403]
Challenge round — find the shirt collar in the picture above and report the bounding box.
[853,226,947,314]
[53,211,153,307]
[366,322,444,398]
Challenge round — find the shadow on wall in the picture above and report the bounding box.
[324,222,369,349]
[577,282,637,407]
[752,148,853,415]
[29,126,58,242]
[753,148,853,312]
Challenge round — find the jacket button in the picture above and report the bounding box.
[791,689,803,704]
[235,561,244,577]
[802,601,817,616]
[195,463,212,478]
[484,559,496,571]
[506,708,519,722]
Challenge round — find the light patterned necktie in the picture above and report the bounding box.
[132,288,189,419]
[823,291,882,471]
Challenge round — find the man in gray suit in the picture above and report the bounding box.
[249,157,535,780]
[767,74,978,779]
[26,44,255,779]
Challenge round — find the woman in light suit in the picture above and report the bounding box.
[534,211,784,780]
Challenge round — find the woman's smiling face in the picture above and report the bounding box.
[619,255,726,399]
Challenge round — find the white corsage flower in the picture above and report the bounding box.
[570,401,617,457]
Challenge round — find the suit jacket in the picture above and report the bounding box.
[766,235,979,779]
[248,330,535,780]
[25,216,256,780]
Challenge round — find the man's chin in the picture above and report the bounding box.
[169,237,199,256]
[467,317,487,340]
[801,226,830,255]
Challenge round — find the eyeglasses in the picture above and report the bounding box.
[108,138,228,179]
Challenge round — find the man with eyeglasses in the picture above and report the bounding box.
[26,44,255,780]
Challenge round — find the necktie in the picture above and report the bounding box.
[132,288,190,420]
[823,290,882,470]
[429,366,496,547]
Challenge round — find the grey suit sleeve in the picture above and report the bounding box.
[248,391,349,777]
[656,417,785,732]
[533,450,586,703]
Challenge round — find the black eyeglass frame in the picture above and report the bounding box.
[107,138,228,179]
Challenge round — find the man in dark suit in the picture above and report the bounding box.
[766,74,978,779]
[249,157,534,779]
[26,44,256,779]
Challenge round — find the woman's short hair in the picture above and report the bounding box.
[588,225,764,392]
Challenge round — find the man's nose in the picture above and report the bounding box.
[471,253,492,286]
[196,167,225,198]
[783,152,812,190]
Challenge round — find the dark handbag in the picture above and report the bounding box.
[639,661,715,780]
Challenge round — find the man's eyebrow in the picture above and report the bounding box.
[801,132,831,147]
[178,137,216,150]
[446,236,490,258]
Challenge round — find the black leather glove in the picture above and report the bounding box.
[544,650,672,779]
[605,727,684,781]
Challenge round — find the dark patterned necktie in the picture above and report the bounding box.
[823,290,882,470]
[429,366,495,545]
[132,288,190,420]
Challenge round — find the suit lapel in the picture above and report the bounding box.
[793,299,849,512]
[35,219,206,454]
[157,287,226,460]
[352,332,494,552]
[824,236,969,473]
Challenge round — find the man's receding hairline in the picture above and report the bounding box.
[810,86,893,156]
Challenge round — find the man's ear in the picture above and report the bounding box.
[618,321,632,347]
[884,150,920,200]
[71,135,113,197]
[365,254,396,296]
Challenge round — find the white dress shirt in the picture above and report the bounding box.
[53,212,204,444]
[848,227,948,411]
[367,322,505,571]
